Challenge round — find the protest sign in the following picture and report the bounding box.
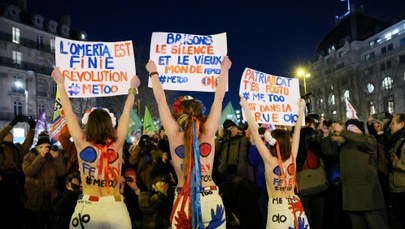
[55,37,136,98]
[239,67,301,126]
[149,32,227,92]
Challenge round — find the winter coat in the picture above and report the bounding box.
[22,149,67,211]
[388,128,405,193]
[321,130,385,211]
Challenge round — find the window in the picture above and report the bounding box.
[50,39,55,53]
[364,52,375,61]
[382,76,393,90]
[12,27,20,44]
[399,55,405,64]
[388,101,394,114]
[369,101,375,115]
[12,51,22,65]
[14,101,22,116]
[36,35,43,49]
[388,44,393,51]
[329,94,335,105]
[381,47,387,54]
[38,104,45,114]
[401,38,405,47]
[386,60,392,69]
[367,83,375,93]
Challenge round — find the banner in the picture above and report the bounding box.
[55,37,136,98]
[126,109,143,142]
[143,106,157,133]
[345,99,359,119]
[149,32,227,92]
[32,111,47,147]
[239,67,301,126]
[219,101,238,127]
[50,90,67,143]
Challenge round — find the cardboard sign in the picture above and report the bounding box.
[55,37,136,98]
[239,67,301,126]
[149,32,227,92]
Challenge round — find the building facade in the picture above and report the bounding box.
[307,8,405,122]
[0,2,94,138]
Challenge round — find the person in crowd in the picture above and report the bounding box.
[322,119,389,229]
[386,113,405,229]
[138,173,173,229]
[52,172,82,229]
[128,134,164,191]
[319,118,350,229]
[240,96,309,228]
[0,115,35,229]
[215,119,260,227]
[146,56,231,228]
[23,131,67,229]
[51,66,140,228]
[367,113,391,214]
[157,126,170,156]
[296,116,326,229]
[122,167,144,229]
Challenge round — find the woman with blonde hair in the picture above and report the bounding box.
[146,56,231,228]
[51,67,140,228]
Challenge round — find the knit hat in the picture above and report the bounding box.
[124,168,136,177]
[152,174,171,184]
[65,172,80,184]
[223,119,238,129]
[345,119,365,133]
[36,131,51,146]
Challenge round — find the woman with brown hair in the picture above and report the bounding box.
[146,56,231,229]
[240,97,309,229]
[51,67,140,228]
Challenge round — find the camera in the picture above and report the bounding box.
[160,174,171,183]
[23,115,33,122]
[125,177,135,183]
[50,145,58,151]
[323,119,334,127]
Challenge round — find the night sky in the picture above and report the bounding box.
[10,0,405,111]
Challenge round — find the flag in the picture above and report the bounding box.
[32,111,47,147]
[219,101,239,127]
[50,90,67,143]
[143,106,157,133]
[126,109,143,142]
[345,99,359,119]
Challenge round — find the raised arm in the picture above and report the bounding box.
[240,97,271,163]
[116,75,140,149]
[291,99,306,158]
[204,56,232,137]
[51,67,86,149]
[146,60,179,137]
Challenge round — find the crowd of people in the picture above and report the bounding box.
[0,57,404,229]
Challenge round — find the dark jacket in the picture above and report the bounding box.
[138,190,171,229]
[0,125,34,171]
[23,148,67,211]
[321,130,385,211]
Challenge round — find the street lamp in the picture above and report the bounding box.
[15,81,28,115]
[296,68,311,95]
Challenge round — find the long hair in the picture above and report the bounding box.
[174,99,206,179]
[85,109,117,145]
[269,129,292,162]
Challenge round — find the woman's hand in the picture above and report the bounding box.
[146,59,157,73]
[51,66,64,85]
[130,75,141,89]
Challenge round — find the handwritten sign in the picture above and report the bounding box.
[239,67,301,126]
[149,32,227,92]
[55,37,136,98]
